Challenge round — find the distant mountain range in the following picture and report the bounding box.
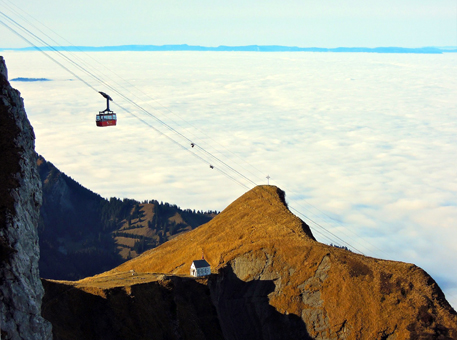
[10,77,51,82]
[2,44,457,53]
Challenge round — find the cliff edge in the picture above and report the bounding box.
[0,56,52,339]
[104,185,457,339]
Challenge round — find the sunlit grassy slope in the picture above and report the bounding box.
[95,185,316,276]
[51,185,457,339]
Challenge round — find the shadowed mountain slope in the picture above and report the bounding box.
[37,155,215,280]
[44,185,457,340]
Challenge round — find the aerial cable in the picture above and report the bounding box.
[1,0,265,182]
[1,10,203,151]
[195,144,258,187]
[0,16,98,93]
[1,9,254,190]
[1,4,266,185]
[289,206,365,254]
[0,9,379,254]
[113,101,208,163]
[250,183,366,254]
[123,89,267,182]
[291,198,387,256]
[133,110,375,250]
[0,12,104,93]
[113,101,251,191]
[274,177,391,257]
[0,10,147,116]
[124,94,372,253]
[238,184,353,249]
[0,13,198,166]
[1,14,363,252]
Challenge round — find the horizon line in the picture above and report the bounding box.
[1,44,457,54]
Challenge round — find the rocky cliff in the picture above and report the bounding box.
[43,185,457,340]
[0,56,52,339]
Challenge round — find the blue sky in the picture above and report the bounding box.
[1,0,456,48]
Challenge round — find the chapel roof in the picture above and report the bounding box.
[192,259,210,268]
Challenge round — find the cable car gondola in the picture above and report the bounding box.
[96,91,117,127]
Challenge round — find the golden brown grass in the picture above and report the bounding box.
[63,185,456,339]
[48,271,202,299]
[99,185,316,276]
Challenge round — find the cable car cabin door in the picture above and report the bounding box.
[96,113,117,127]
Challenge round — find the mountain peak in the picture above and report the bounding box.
[220,185,315,240]
[47,185,457,339]
[99,185,316,276]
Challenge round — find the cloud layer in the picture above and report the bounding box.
[3,50,457,308]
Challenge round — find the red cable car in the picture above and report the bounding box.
[96,91,117,127]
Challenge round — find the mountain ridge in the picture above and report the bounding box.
[44,185,457,340]
[2,45,456,53]
[100,185,316,276]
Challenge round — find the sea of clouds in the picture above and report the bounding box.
[2,50,456,308]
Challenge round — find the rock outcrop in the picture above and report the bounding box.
[0,56,52,339]
[43,185,457,339]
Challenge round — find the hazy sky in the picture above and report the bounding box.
[1,0,456,48]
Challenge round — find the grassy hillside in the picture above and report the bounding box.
[76,185,457,340]
[37,155,217,280]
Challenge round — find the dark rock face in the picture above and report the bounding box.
[209,262,312,340]
[0,56,52,339]
[42,276,223,340]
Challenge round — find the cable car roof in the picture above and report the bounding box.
[99,91,113,101]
